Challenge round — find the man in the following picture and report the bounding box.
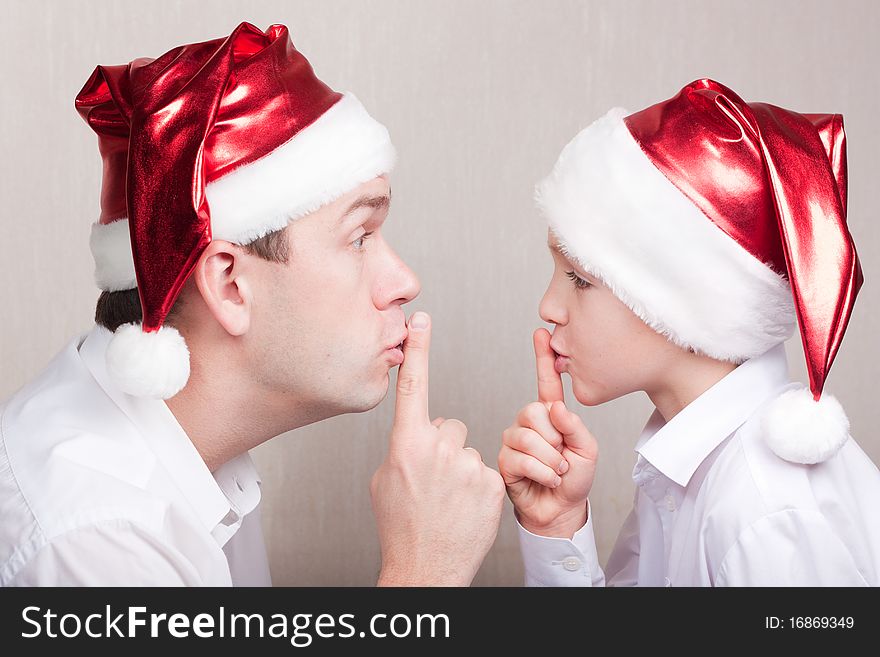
[0,22,504,586]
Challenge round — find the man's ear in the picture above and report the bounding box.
[192,240,252,337]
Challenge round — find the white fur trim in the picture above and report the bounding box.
[105,323,191,399]
[90,219,136,292]
[535,107,797,363]
[759,384,850,464]
[208,92,396,244]
[89,92,396,291]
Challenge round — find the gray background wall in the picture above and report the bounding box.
[1,0,877,585]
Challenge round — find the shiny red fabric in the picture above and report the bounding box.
[75,22,341,332]
[625,79,862,399]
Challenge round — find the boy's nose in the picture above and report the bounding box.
[539,282,566,326]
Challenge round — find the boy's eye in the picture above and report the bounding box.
[565,270,591,290]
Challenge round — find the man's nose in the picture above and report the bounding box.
[377,247,421,309]
[396,261,421,305]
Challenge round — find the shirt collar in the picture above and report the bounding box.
[635,342,791,488]
[77,325,261,544]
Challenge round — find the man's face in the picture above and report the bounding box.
[539,231,677,406]
[245,176,420,422]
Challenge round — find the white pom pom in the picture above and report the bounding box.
[105,323,191,400]
[759,384,850,464]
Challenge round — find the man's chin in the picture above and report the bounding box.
[342,372,391,414]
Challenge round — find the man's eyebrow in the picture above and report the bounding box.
[337,194,391,226]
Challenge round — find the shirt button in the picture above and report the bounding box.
[665,494,676,512]
[665,577,672,587]
[562,557,582,572]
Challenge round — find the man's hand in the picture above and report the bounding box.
[371,312,505,586]
[497,328,598,538]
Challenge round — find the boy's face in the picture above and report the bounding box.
[243,176,420,423]
[539,231,677,406]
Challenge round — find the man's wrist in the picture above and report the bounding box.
[517,501,589,539]
[377,564,469,587]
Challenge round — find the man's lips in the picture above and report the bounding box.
[383,329,408,365]
[385,329,408,352]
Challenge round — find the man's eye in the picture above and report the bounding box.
[352,232,374,250]
[565,270,591,290]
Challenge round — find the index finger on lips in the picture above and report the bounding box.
[534,328,564,406]
[393,312,431,433]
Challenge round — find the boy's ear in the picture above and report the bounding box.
[191,240,252,337]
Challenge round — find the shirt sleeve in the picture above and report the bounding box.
[715,509,869,586]
[8,519,204,586]
[516,499,605,587]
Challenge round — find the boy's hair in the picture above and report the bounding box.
[95,227,290,332]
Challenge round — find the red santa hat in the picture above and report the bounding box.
[76,22,396,399]
[536,79,863,464]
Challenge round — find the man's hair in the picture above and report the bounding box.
[95,227,290,332]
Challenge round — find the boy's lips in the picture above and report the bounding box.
[554,354,570,374]
[550,339,570,373]
[549,339,568,358]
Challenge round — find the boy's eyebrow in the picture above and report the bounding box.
[547,241,594,278]
[337,194,391,226]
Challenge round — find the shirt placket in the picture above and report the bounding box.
[633,460,679,586]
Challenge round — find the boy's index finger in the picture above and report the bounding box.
[533,328,564,405]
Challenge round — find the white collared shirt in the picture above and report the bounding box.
[517,343,880,586]
[0,326,271,586]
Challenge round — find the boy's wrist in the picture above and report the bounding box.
[517,502,588,539]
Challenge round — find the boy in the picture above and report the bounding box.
[498,78,879,586]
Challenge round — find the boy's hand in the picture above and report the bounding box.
[498,328,599,538]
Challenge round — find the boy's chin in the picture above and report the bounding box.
[571,382,614,407]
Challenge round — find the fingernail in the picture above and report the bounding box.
[557,460,569,475]
[410,312,429,330]
[554,475,562,487]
